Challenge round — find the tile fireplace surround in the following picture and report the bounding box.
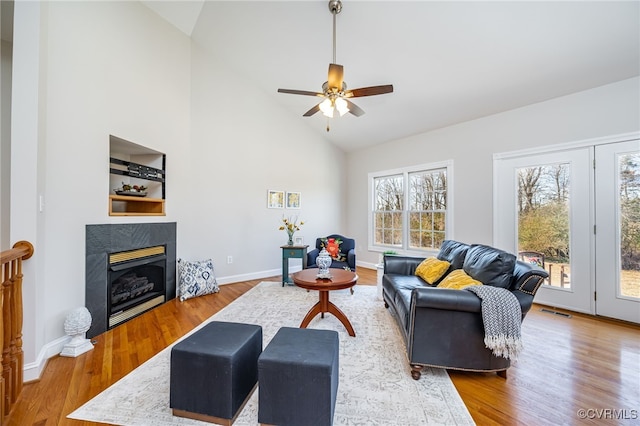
[85,222,176,338]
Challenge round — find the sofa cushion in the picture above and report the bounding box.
[463,245,516,288]
[415,257,450,285]
[437,269,482,289]
[437,240,470,270]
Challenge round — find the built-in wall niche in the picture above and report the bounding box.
[109,135,166,216]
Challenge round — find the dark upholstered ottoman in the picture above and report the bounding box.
[170,321,262,425]
[258,327,339,426]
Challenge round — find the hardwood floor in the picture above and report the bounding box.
[8,268,639,425]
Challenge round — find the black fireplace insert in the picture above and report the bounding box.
[107,246,166,329]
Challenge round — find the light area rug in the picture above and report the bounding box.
[69,282,474,425]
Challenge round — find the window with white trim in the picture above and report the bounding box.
[369,161,452,253]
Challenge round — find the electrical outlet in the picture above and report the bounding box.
[227,256,233,264]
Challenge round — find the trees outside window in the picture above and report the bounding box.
[370,162,451,252]
[518,163,570,263]
[517,163,571,287]
[373,175,403,246]
[408,170,447,250]
[618,153,640,298]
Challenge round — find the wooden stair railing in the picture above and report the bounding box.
[0,241,33,424]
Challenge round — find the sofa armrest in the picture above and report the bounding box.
[512,261,549,296]
[347,249,356,270]
[411,286,482,313]
[383,256,424,275]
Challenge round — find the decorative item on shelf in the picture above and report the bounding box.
[279,215,304,246]
[114,182,147,197]
[316,247,333,279]
[60,307,94,357]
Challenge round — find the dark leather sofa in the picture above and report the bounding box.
[382,240,548,379]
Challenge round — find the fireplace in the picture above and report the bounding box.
[86,222,176,338]
[108,246,166,329]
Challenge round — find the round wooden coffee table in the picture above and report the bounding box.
[292,269,358,337]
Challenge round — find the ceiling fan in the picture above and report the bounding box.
[277,0,393,129]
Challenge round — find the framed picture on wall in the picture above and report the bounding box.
[267,190,285,209]
[286,191,301,209]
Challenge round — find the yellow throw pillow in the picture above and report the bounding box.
[415,257,450,285]
[438,269,483,290]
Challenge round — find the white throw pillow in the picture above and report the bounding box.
[177,258,219,301]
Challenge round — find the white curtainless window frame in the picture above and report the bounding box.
[368,160,453,255]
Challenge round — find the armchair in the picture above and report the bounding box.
[306,234,356,272]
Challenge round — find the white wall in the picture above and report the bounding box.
[11,0,348,380]
[12,0,193,379]
[348,77,640,266]
[1,38,11,250]
[11,0,44,380]
[185,42,346,281]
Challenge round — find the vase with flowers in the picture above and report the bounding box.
[279,215,304,246]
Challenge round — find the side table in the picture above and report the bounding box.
[281,245,309,286]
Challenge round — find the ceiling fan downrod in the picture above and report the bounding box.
[329,0,342,64]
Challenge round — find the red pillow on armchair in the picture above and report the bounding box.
[322,237,345,261]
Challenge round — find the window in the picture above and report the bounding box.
[369,161,452,253]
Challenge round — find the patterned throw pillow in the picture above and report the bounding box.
[177,258,219,301]
[322,237,346,261]
[437,269,482,290]
[415,257,451,285]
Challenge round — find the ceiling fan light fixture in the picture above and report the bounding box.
[319,98,335,117]
[335,97,349,116]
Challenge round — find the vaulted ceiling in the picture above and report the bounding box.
[132,1,640,151]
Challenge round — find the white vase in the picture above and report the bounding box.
[316,248,332,275]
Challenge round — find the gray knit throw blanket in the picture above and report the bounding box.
[465,285,523,361]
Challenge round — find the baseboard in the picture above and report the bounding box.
[23,334,71,382]
[356,260,377,270]
[217,263,376,286]
[217,266,307,285]
[216,268,289,285]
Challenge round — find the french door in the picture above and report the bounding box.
[495,138,640,323]
[595,140,640,323]
[495,148,593,314]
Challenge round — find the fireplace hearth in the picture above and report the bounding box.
[86,223,176,338]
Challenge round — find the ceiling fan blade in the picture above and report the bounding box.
[278,89,323,97]
[327,63,344,89]
[303,104,321,117]
[346,84,394,98]
[345,99,365,117]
